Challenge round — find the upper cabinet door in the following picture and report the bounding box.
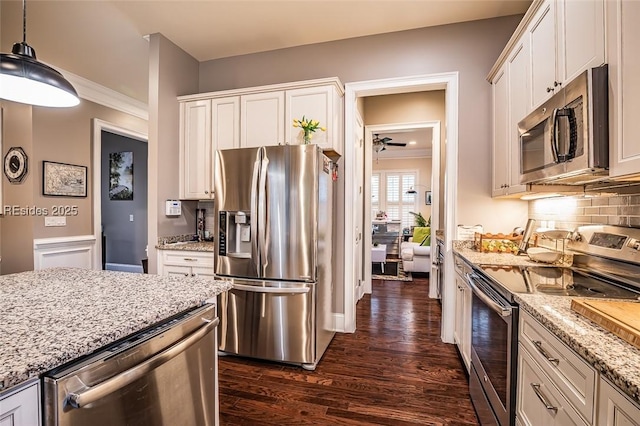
[507,38,530,192]
[240,92,285,148]
[558,0,605,84]
[180,99,213,199]
[607,0,640,178]
[212,97,240,151]
[285,86,334,149]
[492,67,510,197]
[529,0,558,109]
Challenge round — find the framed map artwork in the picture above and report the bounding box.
[42,161,88,197]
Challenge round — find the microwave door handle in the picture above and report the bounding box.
[550,108,560,163]
[250,152,261,276]
[567,108,578,161]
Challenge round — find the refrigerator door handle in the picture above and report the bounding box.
[232,283,310,294]
[250,152,261,276]
[258,148,269,275]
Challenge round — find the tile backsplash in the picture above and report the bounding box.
[529,192,640,230]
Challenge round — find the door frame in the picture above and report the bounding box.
[343,73,459,344]
[91,118,148,270]
[362,121,441,298]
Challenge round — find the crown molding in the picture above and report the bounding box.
[56,66,148,120]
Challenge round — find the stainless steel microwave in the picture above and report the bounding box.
[518,65,609,185]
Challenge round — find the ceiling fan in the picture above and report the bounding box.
[372,134,407,152]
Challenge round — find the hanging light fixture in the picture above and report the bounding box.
[0,0,79,107]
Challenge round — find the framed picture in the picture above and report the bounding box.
[109,151,133,200]
[43,161,88,197]
[425,191,432,205]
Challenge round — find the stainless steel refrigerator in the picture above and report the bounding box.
[214,144,334,370]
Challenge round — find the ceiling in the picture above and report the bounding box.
[0,0,530,104]
[374,129,433,159]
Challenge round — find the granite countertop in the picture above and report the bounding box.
[0,267,232,393]
[156,241,215,252]
[452,243,640,404]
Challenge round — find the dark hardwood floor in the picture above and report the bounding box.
[218,275,479,425]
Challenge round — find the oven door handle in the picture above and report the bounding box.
[465,273,513,317]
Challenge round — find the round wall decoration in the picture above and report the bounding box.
[4,147,28,183]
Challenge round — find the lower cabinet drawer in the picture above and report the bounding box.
[161,250,214,267]
[520,311,596,423]
[517,344,588,426]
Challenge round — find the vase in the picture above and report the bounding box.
[303,133,311,145]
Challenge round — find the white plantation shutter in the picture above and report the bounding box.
[371,173,380,217]
[374,170,418,229]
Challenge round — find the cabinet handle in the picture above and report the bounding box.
[183,258,197,262]
[532,340,560,365]
[530,383,558,413]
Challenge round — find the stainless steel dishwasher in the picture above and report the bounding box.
[43,304,219,426]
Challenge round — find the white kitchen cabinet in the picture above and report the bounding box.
[598,378,640,426]
[527,0,605,110]
[213,97,240,151]
[285,85,343,155]
[492,66,510,197]
[180,99,213,200]
[0,379,41,426]
[517,345,588,426]
[179,97,241,200]
[491,37,529,197]
[453,254,471,371]
[157,250,214,278]
[520,311,597,424]
[240,91,285,148]
[606,0,640,178]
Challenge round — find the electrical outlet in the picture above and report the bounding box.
[129,214,134,222]
[45,216,66,227]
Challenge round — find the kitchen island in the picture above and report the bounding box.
[0,267,232,392]
[453,244,640,406]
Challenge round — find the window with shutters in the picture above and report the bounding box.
[371,170,417,229]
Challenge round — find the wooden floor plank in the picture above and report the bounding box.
[219,277,479,425]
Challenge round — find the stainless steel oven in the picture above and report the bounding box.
[466,271,518,426]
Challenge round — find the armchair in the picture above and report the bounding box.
[400,227,431,274]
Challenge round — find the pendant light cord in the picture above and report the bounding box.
[22,0,27,43]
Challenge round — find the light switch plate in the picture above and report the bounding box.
[45,216,66,227]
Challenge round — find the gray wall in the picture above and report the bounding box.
[147,33,200,273]
[199,15,529,233]
[101,131,148,266]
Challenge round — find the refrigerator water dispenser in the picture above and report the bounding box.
[219,211,251,258]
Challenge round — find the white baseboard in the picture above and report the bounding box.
[105,263,144,273]
[332,313,346,333]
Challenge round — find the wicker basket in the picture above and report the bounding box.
[474,232,523,254]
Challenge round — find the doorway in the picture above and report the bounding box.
[363,121,440,297]
[343,73,459,344]
[92,119,148,272]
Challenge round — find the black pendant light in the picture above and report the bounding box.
[0,0,79,107]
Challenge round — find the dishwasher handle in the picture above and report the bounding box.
[67,317,219,409]
[232,283,310,294]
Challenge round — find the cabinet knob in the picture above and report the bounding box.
[205,190,209,194]
[553,81,562,88]
[191,273,196,277]
[546,87,554,93]
[184,273,189,277]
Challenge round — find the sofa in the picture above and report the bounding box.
[400,227,431,274]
